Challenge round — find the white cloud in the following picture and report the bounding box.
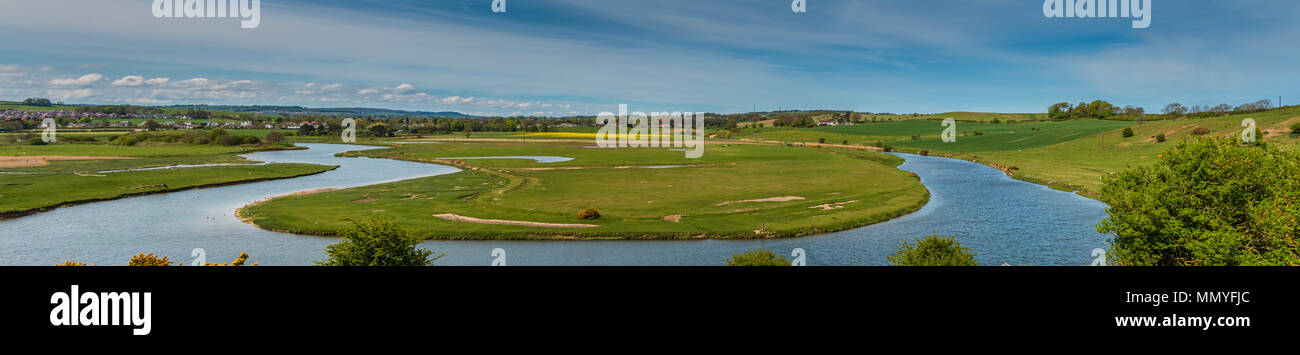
[295,82,345,95]
[45,88,95,100]
[145,77,170,85]
[112,75,144,87]
[49,73,104,87]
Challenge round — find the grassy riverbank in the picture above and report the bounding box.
[238,142,930,240]
[1,142,336,217]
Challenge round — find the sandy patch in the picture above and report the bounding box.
[0,156,134,168]
[284,188,337,197]
[1265,117,1300,138]
[433,213,598,228]
[809,200,860,211]
[715,196,805,207]
[663,215,682,222]
[513,166,587,171]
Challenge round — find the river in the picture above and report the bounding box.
[0,144,1111,266]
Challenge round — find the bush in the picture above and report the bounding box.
[317,217,442,266]
[265,131,285,144]
[577,208,601,220]
[725,249,789,266]
[973,131,984,136]
[889,236,978,266]
[1122,127,1134,138]
[1191,127,1211,135]
[910,135,920,140]
[1097,136,1300,266]
[26,136,47,145]
[127,253,175,266]
[1155,134,1166,142]
[1291,122,1300,134]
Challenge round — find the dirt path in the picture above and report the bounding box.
[0,156,134,168]
[714,196,805,206]
[433,213,599,228]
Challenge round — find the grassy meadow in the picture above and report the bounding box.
[0,138,336,217]
[733,107,1300,197]
[969,107,1300,196]
[238,142,930,239]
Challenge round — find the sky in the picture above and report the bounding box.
[0,0,1297,116]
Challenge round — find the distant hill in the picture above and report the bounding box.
[161,104,476,118]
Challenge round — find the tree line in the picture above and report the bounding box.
[1048,99,1279,122]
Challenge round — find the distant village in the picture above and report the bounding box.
[0,108,326,130]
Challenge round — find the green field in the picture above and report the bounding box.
[1,140,336,217]
[1,163,334,217]
[736,119,1134,153]
[735,107,1300,197]
[239,142,930,239]
[971,107,1300,196]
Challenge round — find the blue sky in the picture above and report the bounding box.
[1,0,1297,116]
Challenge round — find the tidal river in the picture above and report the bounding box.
[0,144,1110,266]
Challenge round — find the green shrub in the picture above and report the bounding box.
[725,249,789,266]
[1097,136,1300,266]
[1156,134,1166,142]
[317,217,442,266]
[1292,122,1300,134]
[265,131,285,144]
[1122,127,1134,138]
[889,235,978,266]
[26,136,47,145]
[577,208,601,220]
[1191,127,1211,135]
